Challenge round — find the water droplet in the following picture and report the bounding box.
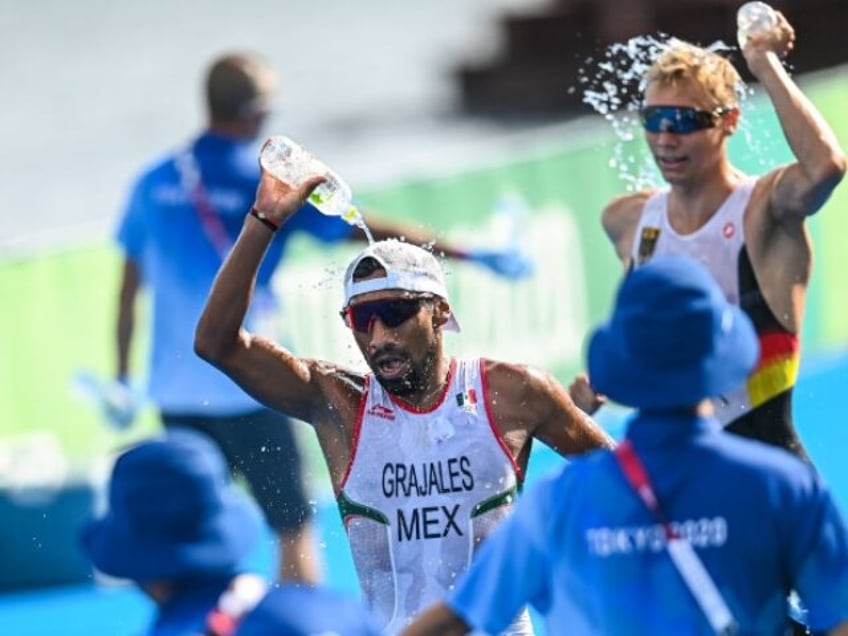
[578,34,775,190]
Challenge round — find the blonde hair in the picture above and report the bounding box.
[645,41,741,109]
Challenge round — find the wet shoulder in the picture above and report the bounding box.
[305,360,369,468]
[602,190,657,258]
[303,359,367,421]
[602,190,654,228]
[481,358,558,405]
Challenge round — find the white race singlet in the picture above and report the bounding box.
[338,358,533,635]
[630,179,800,426]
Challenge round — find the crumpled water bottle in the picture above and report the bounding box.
[259,135,361,225]
[736,1,778,49]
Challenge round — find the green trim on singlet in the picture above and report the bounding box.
[471,484,520,518]
[337,491,390,525]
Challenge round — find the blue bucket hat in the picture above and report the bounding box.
[588,255,759,410]
[235,585,380,636]
[81,429,262,582]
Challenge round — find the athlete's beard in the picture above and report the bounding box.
[374,343,439,400]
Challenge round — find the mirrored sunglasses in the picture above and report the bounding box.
[341,296,433,333]
[639,105,729,135]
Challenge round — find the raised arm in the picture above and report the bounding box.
[195,171,347,424]
[744,12,846,221]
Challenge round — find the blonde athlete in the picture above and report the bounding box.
[599,13,845,460]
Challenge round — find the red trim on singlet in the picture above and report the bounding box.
[386,358,457,414]
[336,383,369,495]
[479,358,524,483]
[755,331,799,368]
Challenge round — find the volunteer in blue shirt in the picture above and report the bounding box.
[403,255,848,635]
[112,52,532,584]
[81,429,265,636]
[234,585,380,636]
[81,429,380,636]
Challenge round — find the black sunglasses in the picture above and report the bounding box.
[639,105,730,135]
[341,296,433,333]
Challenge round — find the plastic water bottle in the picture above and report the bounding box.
[259,135,362,226]
[736,1,777,49]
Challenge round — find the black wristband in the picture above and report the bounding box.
[249,207,279,232]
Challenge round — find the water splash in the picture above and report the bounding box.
[577,33,779,190]
[350,208,375,244]
[578,34,668,190]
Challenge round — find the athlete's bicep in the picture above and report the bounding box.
[200,331,343,424]
[531,372,615,457]
[602,193,649,264]
[770,163,844,223]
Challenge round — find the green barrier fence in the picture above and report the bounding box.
[2,68,847,463]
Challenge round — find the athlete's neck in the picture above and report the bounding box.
[667,165,743,234]
[395,356,452,411]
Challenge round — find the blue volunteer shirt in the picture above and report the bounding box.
[117,132,354,414]
[234,585,380,636]
[448,413,848,634]
[148,573,239,636]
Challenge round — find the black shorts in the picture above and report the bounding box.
[161,408,312,532]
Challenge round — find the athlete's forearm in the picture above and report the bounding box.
[402,604,470,636]
[829,620,848,636]
[197,168,324,363]
[756,52,846,189]
[116,259,140,379]
[195,216,272,363]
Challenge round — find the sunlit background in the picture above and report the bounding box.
[1,0,846,633]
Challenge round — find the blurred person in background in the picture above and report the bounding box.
[81,429,378,636]
[233,584,380,636]
[403,256,848,635]
[112,51,534,584]
[193,168,614,634]
[597,12,846,462]
[80,429,266,635]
